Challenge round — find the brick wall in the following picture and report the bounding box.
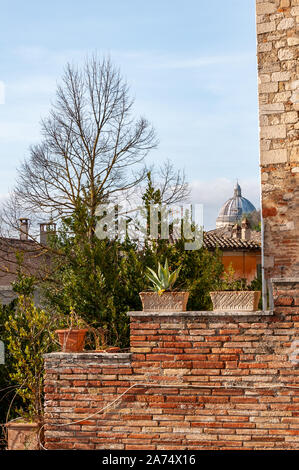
[256,0,299,279]
[44,280,299,450]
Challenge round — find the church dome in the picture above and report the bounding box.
[216,183,256,228]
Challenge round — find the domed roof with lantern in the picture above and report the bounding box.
[216,182,256,228]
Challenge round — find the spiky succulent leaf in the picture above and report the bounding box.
[158,262,162,281]
[146,267,162,283]
[145,259,181,293]
[168,268,180,289]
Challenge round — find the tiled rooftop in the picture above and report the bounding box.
[203,232,261,250]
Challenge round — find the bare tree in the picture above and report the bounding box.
[0,56,189,283]
[152,159,190,204]
[13,57,157,221]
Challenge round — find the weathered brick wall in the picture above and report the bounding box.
[44,280,299,450]
[256,0,299,279]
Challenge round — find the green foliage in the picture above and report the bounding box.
[212,263,263,294]
[0,300,21,445]
[145,259,181,295]
[212,263,248,291]
[12,272,36,297]
[250,272,263,309]
[11,253,36,297]
[67,306,87,329]
[212,263,247,291]
[0,264,40,437]
[42,201,139,348]
[140,238,224,311]
[42,177,225,347]
[250,273,262,292]
[4,295,58,422]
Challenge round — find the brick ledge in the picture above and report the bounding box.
[128,310,274,317]
[271,278,299,283]
[43,352,131,363]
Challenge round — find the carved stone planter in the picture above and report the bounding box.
[56,328,88,352]
[6,421,41,450]
[139,291,189,312]
[210,291,261,312]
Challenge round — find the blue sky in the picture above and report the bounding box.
[0,0,260,229]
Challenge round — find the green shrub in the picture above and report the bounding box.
[4,295,58,422]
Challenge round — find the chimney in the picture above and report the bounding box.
[19,218,29,241]
[241,218,251,241]
[40,222,57,245]
[232,223,241,239]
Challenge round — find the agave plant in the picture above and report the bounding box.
[145,259,181,295]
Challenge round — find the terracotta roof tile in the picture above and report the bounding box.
[203,232,261,250]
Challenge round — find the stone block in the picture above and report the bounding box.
[259,74,271,83]
[287,36,299,46]
[260,139,271,151]
[259,82,278,93]
[280,0,290,6]
[290,80,299,90]
[278,48,294,60]
[280,221,295,231]
[290,147,299,162]
[256,3,277,14]
[260,115,269,126]
[261,63,281,74]
[273,91,292,102]
[291,91,299,103]
[257,21,276,34]
[272,71,291,81]
[260,149,288,164]
[275,39,287,48]
[260,125,287,138]
[282,111,298,123]
[264,256,274,268]
[261,172,269,182]
[260,103,285,114]
[277,18,295,29]
[258,42,273,52]
[291,6,299,15]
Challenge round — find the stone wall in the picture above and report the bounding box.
[43,280,299,450]
[256,0,299,279]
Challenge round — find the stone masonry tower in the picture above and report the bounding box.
[256,0,299,281]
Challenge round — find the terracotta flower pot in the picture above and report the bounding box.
[56,328,88,352]
[210,291,261,312]
[6,420,41,450]
[139,291,189,312]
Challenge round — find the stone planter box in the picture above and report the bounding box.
[210,291,261,312]
[139,291,189,312]
[6,421,41,450]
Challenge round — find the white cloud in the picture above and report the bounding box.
[13,46,255,74]
[190,177,261,230]
[146,53,255,70]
